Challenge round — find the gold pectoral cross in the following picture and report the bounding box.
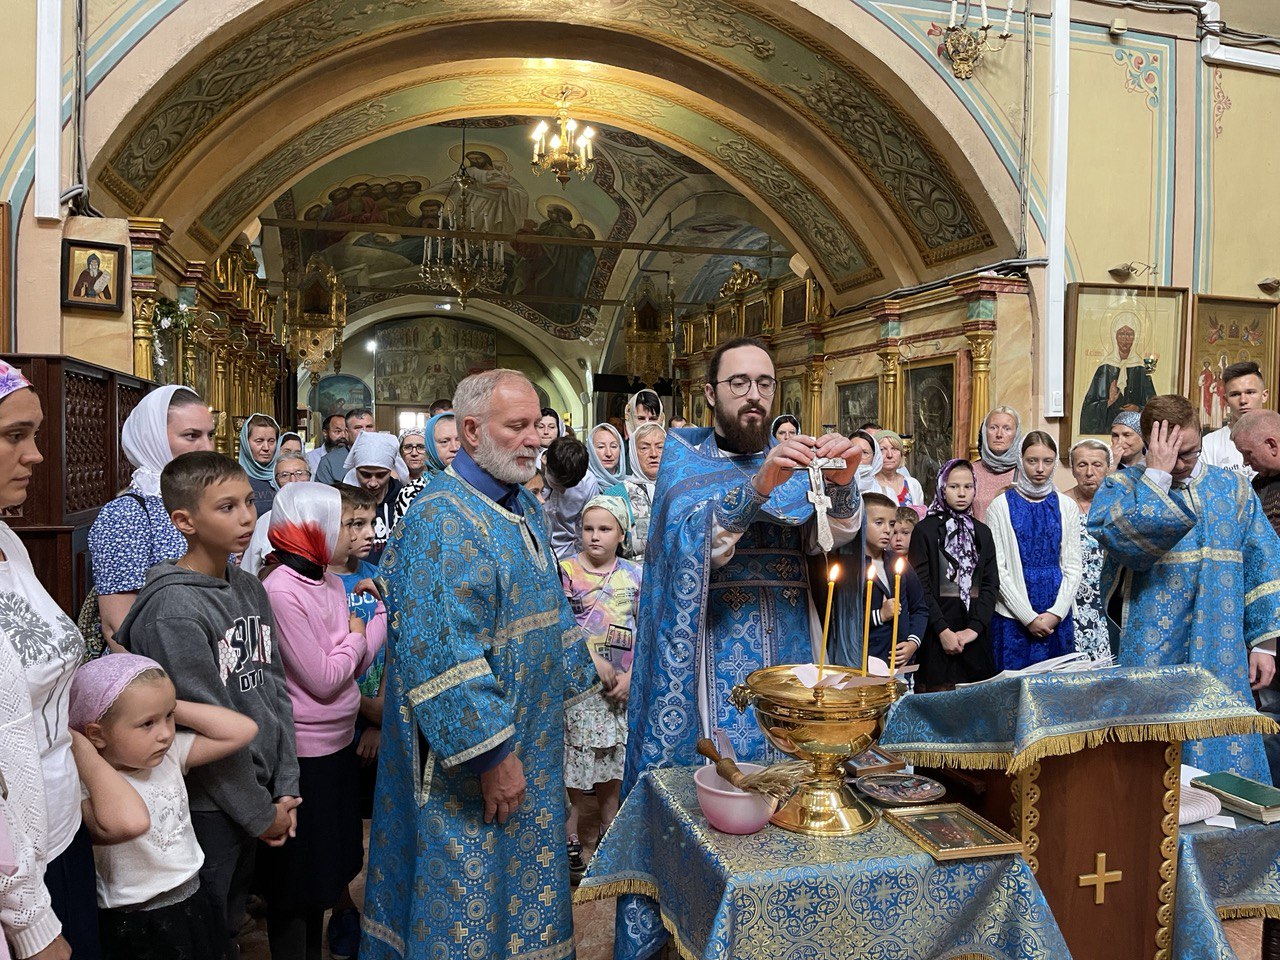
[1078,852,1123,904]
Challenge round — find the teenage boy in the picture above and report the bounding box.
[326,483,382,960]
[890,506,919,558]
[115,451,300,960]
[1203,360,1270,478]
[831,492,928,669]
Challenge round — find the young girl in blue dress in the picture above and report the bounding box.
[985,431,1083,671]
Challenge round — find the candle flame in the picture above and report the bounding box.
[827,562,841,583]
[895,557,906,574]
[866,564,876,581]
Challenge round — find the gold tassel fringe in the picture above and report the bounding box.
[572,878,659,904]
[1218,903,1280,921]
[896,715,1278,774]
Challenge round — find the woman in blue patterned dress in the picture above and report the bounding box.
[1064,439,1113,662]
[985,431,1083,671]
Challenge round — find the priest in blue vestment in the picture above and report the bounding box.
[361,370,599,960]
[617,337,863,959]
[1089,394,1280,782]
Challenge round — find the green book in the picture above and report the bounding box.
[1191,772,1280,823]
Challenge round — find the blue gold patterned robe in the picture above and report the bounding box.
[361,470,599,960]
[1089,464,1280,781]
[617,427,858,959]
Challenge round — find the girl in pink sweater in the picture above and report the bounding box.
[259,482,385,960]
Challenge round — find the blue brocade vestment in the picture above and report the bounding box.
[1089,464,1280,782]
[360,470,599,960]
[616,428,858,960]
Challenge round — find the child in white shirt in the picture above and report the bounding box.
[68,654,257,960]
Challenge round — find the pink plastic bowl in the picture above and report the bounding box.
[694,763,777,835]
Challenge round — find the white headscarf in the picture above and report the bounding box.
[267,481,341,568]
[122,385,199,497]
[627,421,666,498]
[342,431,402,484]
[587,422,627,489]
[851,429,884,495]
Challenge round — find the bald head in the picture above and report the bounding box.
[1232,409,1280,477]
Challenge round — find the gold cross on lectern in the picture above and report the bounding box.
[1078,852,1123,904]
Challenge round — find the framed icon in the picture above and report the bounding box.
[885,803,1024,861]
[61,239,125,313]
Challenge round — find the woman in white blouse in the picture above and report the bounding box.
[872,431,925,509]
[985,430,1082,672]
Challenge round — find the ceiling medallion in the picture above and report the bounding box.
[531,88,597,188]
[420,126,506,309]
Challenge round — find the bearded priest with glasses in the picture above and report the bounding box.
[616,336,862,960]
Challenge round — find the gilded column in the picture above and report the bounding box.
[964,323,996,460]
[131,295,157,382]
[878,344,902,434]
[212,336,232,456]
[806,358,825,435]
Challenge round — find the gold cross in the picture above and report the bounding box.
[1078,852,1123,904]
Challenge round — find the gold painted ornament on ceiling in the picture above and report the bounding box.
[531,89,597,188]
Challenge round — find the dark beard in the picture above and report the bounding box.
[713,403,771,454]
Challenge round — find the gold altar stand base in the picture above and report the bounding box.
[934,739,1178,960]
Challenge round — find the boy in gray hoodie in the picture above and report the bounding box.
[115,452,299,960]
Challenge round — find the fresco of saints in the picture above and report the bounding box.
[1079,313,1156,434]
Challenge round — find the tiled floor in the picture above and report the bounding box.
[239,794,1264,960]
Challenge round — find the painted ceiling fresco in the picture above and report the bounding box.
[99,0,994,286]
[267,118,782,339]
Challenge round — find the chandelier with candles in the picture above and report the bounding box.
[531,89,597,188]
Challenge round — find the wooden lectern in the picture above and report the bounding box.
[879,666,1275,960]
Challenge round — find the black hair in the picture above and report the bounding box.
[772,414,800,438]
[323,412,346,431]
[1223,360,1263,386]
[545,436,589,488]
[161,451,246,515]
[429,399,453,415]
[707,336,771,388]
[345,408,374,423]
[167,389,207,414]
[635,391,661,417]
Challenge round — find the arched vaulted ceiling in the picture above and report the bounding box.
[87,0,1019,309]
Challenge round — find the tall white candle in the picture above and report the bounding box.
[980,0,989,27]
[1002,0,1013,34]
[949,0,958,27]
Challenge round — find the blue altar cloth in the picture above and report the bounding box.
[576,766,1072,960]
[1176,820,1280,960]
[879,665,1272,774]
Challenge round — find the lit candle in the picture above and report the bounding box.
[862,563,875,676]
[1002,0,1013,35]
[949,0,957,27]
[820,563,841,682]
[890,557,905,677]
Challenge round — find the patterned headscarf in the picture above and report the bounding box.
[582,493,633,548]
[268,481,341,578]
[587,422,627,489]
[978,407,1024,475]
[122,385,200,497]
[239,413,280,487]
[69,652,165,733]
[927,458,979,609]
[422,413,457,473]
[0,359,33,404]
[1112,410,1142,434]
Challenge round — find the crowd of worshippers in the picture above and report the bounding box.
[5,342,1280,960]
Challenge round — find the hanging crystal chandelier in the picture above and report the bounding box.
[421,132,506,309]
[531,89,596,188]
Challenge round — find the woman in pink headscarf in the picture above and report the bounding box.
[0,360,93,960]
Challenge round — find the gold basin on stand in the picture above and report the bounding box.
[730,664,904,837]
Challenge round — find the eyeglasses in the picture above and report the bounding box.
[712,375,777,398]
[401,444,426,453]
[275,470,310,481]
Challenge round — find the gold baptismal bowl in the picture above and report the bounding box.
[730,663,904,836]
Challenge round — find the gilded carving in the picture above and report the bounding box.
[1012,762,1041,875]
[1155,743,1180,960]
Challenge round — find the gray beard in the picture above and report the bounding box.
[474,429,538,484]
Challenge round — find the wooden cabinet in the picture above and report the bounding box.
[2,355,152,616]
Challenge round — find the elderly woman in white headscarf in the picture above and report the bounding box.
[621,421,666,561]
[341,431,403,566]
[88,385,216,646]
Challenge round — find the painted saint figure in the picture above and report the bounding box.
[1079,314,1156,434]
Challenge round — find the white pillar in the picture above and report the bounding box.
[1043,0,1070,418]
[34,0,63,221]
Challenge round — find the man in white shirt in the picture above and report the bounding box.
[1201,360,1269,479]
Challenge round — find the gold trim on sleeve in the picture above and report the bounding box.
[407,657,493,706]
